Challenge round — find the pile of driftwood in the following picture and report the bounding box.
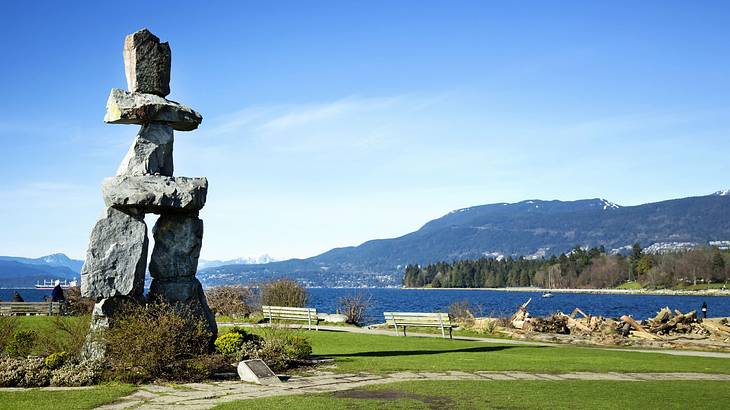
[507,300,730,350]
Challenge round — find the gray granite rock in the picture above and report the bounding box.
[101,175,207,213]
[104,88,202,131]
[149,214,203,279]
[148,278,218,339]
[80,207,148,299]
[116,123,174,176]
[124,29,171,97]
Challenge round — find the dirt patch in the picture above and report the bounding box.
[334,388,454,408]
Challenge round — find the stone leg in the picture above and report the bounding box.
[80,207,148,299]
[149,213,203,280]
[116,123,174,176]
[148,213,216,341]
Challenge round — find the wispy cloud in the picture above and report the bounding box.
[197,94,439,154]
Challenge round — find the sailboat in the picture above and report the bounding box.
[542,268,554,298]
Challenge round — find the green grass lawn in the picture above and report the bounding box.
[614,281,642,290]
[213,380,730,410]
[0,384,135,410]
[290,329,730,374]
[674,282,728,291]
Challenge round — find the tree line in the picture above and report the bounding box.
[402,244,730,289]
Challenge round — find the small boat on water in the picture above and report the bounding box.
[34,279,77,290]
[542,292,554,298]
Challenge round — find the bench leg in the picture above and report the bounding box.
[441,326,445,338]
[403,326,407,337]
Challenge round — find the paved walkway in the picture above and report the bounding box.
[96,370,730,410]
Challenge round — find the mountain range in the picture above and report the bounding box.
[0,254,82,287]
[197,191,730,287]
[3,191,730,288]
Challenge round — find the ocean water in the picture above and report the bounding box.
[5,287,728,325]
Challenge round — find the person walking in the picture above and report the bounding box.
[701,301,708,319]
[51,281,66,302]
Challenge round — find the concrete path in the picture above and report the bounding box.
[96,370,730,410]
[218,322,730,359]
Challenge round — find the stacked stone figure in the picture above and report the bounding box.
[80,29,216,357]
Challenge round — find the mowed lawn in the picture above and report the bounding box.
[213,380,730,410]
[291,329,730,374]
[0,384,135,410]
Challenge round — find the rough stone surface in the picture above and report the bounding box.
[102,175,207,213]
[150,214,203,279]
[124,29,171,97]
[148,277,217,339]
[80,207,148,299]
[116,123,174,176]
[104,88,202,131]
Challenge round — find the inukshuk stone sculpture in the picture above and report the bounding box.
[80,29,216,358]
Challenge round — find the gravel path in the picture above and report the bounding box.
[95,370,730,409]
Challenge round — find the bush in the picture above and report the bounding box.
[41,315,91,358]
[248,327,312,371]
[285,335,312,360]
[64,286,95,315]
[206,286,256,318]
[104,302,213,383]
[0,357,51,387]
[338,293,371,326]
[6,330,37,357]
[260,279,308,308]
[449,300,476,327]
[50,359,103,387]
[214,332,244,357]
[0,316,19,351]
[44,352,68,370]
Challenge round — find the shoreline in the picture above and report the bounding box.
[406,286,730,297]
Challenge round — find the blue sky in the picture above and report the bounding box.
[1,1,729,261]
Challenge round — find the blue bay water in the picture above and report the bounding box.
[4,288,729,325]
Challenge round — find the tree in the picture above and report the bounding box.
[711,248,726,282]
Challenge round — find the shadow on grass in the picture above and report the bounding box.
[320,345,540,358]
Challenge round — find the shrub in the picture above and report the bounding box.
[6,330,37,357]
[338,293,371,326]
[260,279,308,308]
[214,332,244,357]
[104,302,213,383]
[449,300,476,327]
[50,359,103,387]
[0,316,19,351]
[285,335,312,360]
[206,286,256,318]
[40,315,91,358]
[44,352,68,370]
[249,327,312,371]
[0,357,51,387]
[64,286,95,315]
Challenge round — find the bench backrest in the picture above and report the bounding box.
[0,302,61,316]
[262,305,317,321]
[383,312,452,327]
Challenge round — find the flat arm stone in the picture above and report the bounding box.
[104,88,202,131]
[102,175,207,213]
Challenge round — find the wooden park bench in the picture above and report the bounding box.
[262,305,320,330]
[383,312,454,339]
[0,302,62,316]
